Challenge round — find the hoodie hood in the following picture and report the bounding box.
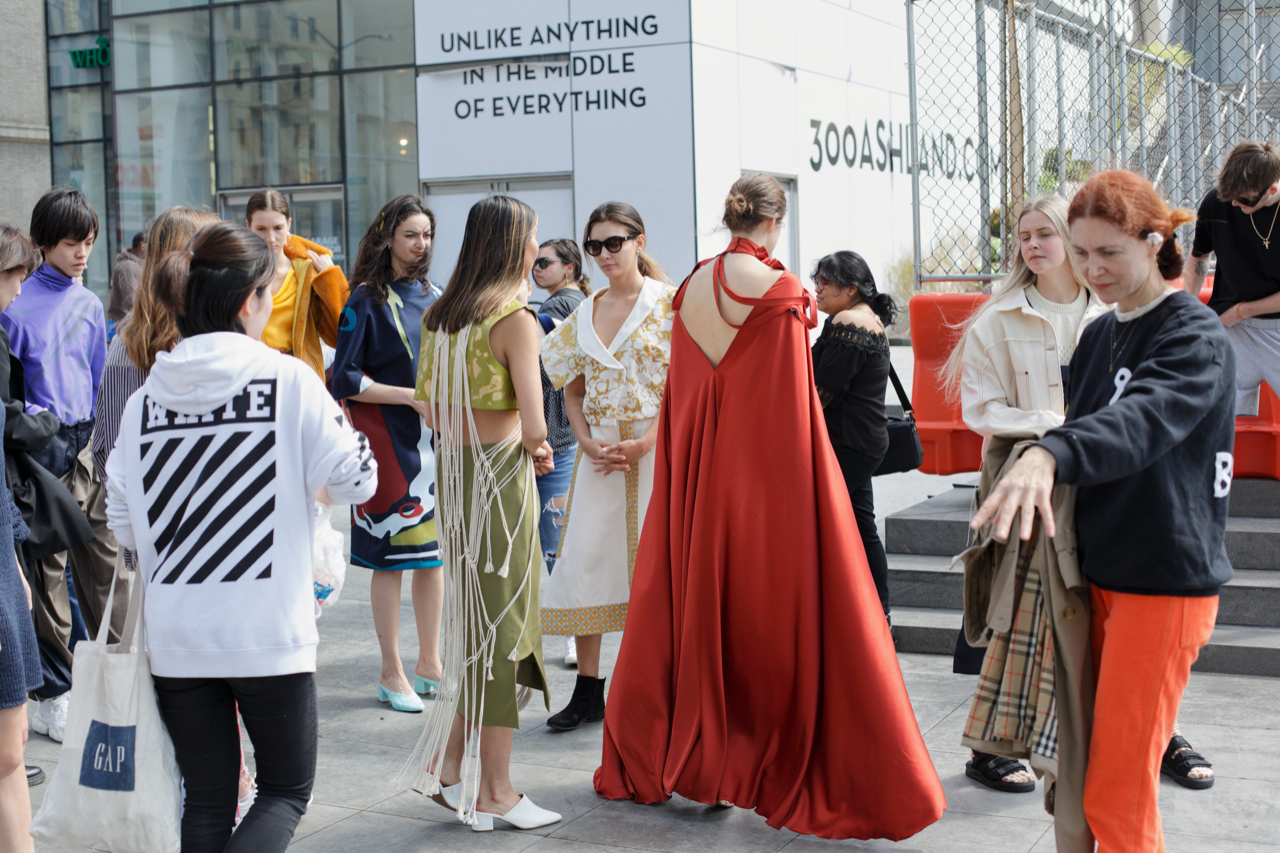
[147,332,282,414]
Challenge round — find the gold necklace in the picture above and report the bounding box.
[1249,201,1280,249]
[1109,316,1141,372]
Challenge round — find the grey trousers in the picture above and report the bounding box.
[29,441,127,675]
[1225,317,1280,417]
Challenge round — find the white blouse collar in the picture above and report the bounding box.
[577,277,661,369]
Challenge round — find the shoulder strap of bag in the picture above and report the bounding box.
[887,363,914,417]
[94,551,144,652]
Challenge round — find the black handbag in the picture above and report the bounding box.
[873,363,925,476]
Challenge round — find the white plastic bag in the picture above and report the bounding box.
[313,503,347,608]
[30,558,182,853]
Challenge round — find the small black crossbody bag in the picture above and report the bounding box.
[873,363,925,476]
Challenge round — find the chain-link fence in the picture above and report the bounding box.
[907,0,1280,288]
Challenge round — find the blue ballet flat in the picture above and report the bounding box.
[378,683,425,713]
[414,675,441,697]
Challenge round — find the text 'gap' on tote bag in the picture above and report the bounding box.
[873,363,925,477]
[30,554,182,853]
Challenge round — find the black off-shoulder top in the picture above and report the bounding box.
[810,316,891,460]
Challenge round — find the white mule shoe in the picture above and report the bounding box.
[430,782,461,811]
[471,794,562,832]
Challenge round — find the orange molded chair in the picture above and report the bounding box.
[908,292,988,474]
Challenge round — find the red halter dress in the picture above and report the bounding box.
[594,238,946,840]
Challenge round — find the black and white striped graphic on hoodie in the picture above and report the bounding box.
[139,378,279,585]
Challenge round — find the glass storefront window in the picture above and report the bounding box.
[51,142,110,300]
[344,68,417,253]
[50,86,106,142]
[113,0,204,14]
[213,0,339,80]
[114,9,213,90]
[340,0,413,69]
[215,75,341,187]
[48,0,100,36]
[115,87,216,245]
[49,32,111,86]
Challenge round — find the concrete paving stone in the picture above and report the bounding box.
[551,796,798,853]
[909,700,967,739]
[525,838,668,853]
[1030,828,1280,853]
[316,685,438,750]
[369,761,605,834]
[288,808,544,852]
[780,810,1052,852]
[512,721,608,773]
[1176,671,1280,730]
[292,803,360,841]
[1158,775,1280,845]
[920,705,976,757]
[309,736,413,811]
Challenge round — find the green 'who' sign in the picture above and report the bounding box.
[70,37,110,69]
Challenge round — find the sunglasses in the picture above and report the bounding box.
[1242,188,1269,208]
[584,234,639,256]
[533,257,557,270]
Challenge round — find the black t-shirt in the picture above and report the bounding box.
[1191,187,1280,318]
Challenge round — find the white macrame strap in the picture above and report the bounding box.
[397,323,538,825]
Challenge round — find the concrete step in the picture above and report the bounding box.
[1232,478,1280,518]
[890,606,1280,677]
[885,486,1280,570]
[887,555,1280,628]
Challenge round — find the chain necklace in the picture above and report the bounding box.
[1249,201,1280,249]
[1109,316,1141,372]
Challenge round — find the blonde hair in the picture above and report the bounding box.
[424,196,537,335]
[942,196,1090,394]
[121,206,221,371]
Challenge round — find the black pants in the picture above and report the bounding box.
[152,672,317,853]
[832,444,890,615]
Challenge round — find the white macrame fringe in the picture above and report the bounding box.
[395,324,538,826]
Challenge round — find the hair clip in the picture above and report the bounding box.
[187,248,195,258]
[1145,231,1164,247]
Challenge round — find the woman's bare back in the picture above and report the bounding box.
[679,253,785,368]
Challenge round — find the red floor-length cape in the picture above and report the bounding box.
[594,239,946,840]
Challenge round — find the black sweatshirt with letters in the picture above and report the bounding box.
[1037,290,1236,596]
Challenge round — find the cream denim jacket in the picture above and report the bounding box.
[959,285,1111,438]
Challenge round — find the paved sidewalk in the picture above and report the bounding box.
[27,558,1280,852]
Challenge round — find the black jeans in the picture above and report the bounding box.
[152,672,317,853]
[832,444,891,616]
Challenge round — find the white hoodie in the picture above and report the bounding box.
[105,333,377,678]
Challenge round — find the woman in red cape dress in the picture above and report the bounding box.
[594,183,946,841]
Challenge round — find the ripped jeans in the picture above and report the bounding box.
[536,446,578,573]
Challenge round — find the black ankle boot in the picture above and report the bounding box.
[547,674,606,731]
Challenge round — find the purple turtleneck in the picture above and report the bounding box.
[0,262,106,423]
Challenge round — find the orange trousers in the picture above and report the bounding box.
[1083,586,1218,853]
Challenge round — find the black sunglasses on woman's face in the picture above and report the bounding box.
[584,234,638,256]
[534,257,557,270]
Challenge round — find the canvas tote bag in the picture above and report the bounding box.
[30,555,182,852]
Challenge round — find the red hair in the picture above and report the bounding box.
[1067,170,1196,280]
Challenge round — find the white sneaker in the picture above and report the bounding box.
[565,636,578,667]
[31,694,69,743]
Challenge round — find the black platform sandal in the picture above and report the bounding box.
[1162,735,1214,789]
[966,752,1035,793]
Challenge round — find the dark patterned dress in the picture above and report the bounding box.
[332,280,442,570]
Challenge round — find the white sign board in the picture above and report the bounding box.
[415,0,691,66]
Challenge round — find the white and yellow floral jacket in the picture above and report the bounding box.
[541,277,675,426]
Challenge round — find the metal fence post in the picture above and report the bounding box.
[1250,0,1260,138]
[977,0,992,273]
[906,0,924,291]
[1028,3,1038,195]
[1056,20,1065,192]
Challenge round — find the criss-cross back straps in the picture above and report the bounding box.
[708,237,817,330]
